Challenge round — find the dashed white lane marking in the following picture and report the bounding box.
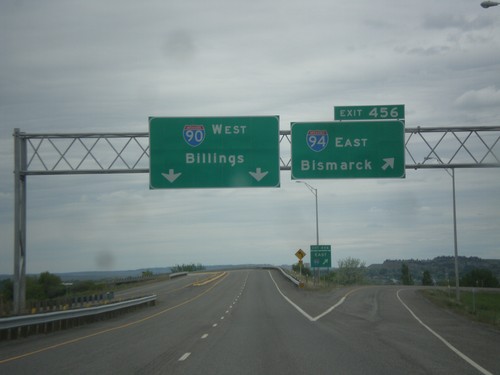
[178,274,250,365]
[397,290,493,375]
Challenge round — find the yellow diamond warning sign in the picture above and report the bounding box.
[295,249,306,260]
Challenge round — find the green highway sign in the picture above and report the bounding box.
[310,245,331,251]
[310,245,331,268]
[149,116,280,189]
[291,121,405,179]
[335,105,404,121]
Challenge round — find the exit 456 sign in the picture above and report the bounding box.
[335,105,405,121]
[149,116,280,189]
[310,245,331,268]
[291,121,405,179]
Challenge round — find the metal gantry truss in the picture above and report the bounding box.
[15,126,500,175]
[18,131,150,175]
[405,126,500,169]
[12,126,500,313]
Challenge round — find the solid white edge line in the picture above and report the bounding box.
[268,270,315,321]
[313,296,346,321]
[268,270,355,322]
[396,289,493,375]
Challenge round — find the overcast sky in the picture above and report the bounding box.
[1,0,499,274]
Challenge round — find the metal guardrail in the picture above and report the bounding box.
[169,272,188,278]
[0,294,157,330]
[275,267,303,287]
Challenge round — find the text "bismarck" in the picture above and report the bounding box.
[301,159,372,171]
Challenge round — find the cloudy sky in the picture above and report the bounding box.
[1,0,499,274]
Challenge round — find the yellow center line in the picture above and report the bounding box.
[192,271,226,286]
[0,272,229,365]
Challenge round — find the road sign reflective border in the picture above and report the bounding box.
[291,121,405,179]
[149,116,281,189]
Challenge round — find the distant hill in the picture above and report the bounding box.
[0,264,273,282]
[55,268,173,281]
[0,268,172,282]
[2,258,498,285]
[367,256,500,285]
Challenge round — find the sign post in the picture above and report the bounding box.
[295,249,306,276]
[149,116,280,189]
[291,121,405,180]
[310,244,331,286]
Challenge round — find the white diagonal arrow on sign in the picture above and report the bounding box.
[162,169,182,183]
[249,168,268,182]
[382,158,395,170]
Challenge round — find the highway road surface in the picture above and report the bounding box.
[1,269,499,374]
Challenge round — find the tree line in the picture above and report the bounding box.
[293,257,366,285]
[170,263,206,273]
[0,272,106,302]
[292,258,500,287]
[400,262,499,287]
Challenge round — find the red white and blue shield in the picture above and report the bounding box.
[306,130,328,152]
[183,125,205,147]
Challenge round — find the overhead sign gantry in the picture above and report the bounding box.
[11,118,500,314]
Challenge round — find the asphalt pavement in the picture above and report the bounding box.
[0,269,498,374]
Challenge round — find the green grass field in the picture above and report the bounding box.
[420,289,500,328]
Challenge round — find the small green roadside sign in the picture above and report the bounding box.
[149,116,280,189]
[335,105,404,121]
[291,121,405,179]
[310,245,331,268]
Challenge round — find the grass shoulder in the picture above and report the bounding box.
[420,288,500,329]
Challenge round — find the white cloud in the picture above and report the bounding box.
[1,0,499,274]
[455,86,500,109]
